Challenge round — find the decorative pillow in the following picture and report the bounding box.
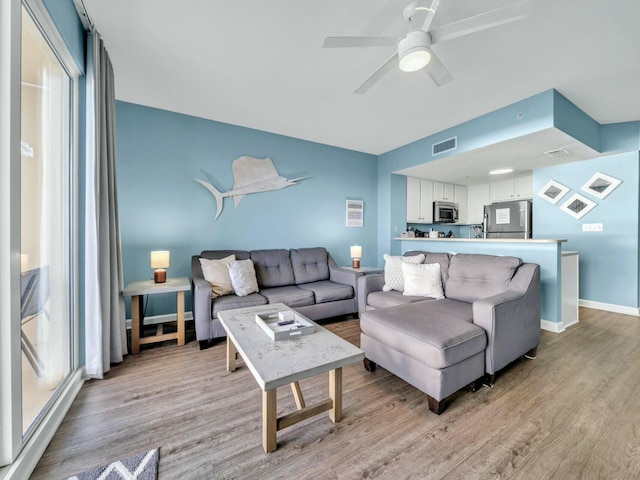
[402,262,445,299]
[382,253,425,292]
[228,259,259,297]
[199,255,236,298]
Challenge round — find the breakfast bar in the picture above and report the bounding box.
[394,237,570,332]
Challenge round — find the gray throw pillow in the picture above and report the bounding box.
[228,259,259,297]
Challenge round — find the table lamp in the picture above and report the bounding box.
[350,245,362,269]
[150,250,170,283]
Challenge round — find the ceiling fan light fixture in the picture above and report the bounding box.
[398,30,432,72]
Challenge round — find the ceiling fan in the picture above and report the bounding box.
[322,0,530,94]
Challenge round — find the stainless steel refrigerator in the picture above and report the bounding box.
[483,200,532,239]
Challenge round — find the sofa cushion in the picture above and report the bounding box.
[228,259,259,296]
[402,263,445,299]
[446,254,522,303]
[259,285,315,308]
[250,249,295,288]
[360,300,486,369]
[367,290,431,309]
[199,254,236,298]
[297,280,354,303]
[290,247,329,284]
[212,292,267,316]
[201,250,250,261]
[382,254,425,292]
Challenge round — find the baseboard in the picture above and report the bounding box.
[125,310,194,329]
[541,319,565,333]
[579,299,640,317]
[0,368,85,480]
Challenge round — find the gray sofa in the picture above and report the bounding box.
[358,251,540,414]
[191,247,358,348]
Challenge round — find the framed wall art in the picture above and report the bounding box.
[537,180,570,205]
[560,193,597,220]
[580,172,622,199]
[346,200,363,227]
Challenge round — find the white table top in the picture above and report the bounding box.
[217,303,364,391]
[122,277,190,296]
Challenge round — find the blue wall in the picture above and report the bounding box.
[115,102,378,316]
[533,152,639,308]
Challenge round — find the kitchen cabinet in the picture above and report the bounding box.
[406,177,433,223]
[467,183,490,224]
[454,185,467,224]
[561,251,579,328]
[490,175,532,202]
[433,181,455,202]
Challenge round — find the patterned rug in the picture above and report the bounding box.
[66,448,159,480]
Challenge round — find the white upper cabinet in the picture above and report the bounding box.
[406,177,434,223]
[433,181,455,202]
[467,183,490,224]
[490,175,532,202]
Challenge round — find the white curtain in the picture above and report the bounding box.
[84,32,127,379]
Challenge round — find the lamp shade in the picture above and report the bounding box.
[150,250,170,269]
[350,245,362,258]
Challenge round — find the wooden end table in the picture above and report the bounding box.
[123,277,190,354]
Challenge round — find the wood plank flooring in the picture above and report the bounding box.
[31,308,640,479]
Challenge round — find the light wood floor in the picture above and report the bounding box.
[31,308,640,479]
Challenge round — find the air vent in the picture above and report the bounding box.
[544,148,570,157]
[432,137,457,156]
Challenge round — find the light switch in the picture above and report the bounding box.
[582,223,603,232]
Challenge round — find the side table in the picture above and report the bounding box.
[340,266,383,275]
[123,277,190,354]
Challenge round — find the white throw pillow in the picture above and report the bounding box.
[199,255,236,298]
[382,253,425,292]
[402,262,445,299]
[228,259,259,297]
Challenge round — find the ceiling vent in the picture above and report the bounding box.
[432,137,457,156]
[544,148,570,157]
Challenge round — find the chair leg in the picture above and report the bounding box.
[525,346,538,359]
[426,395,446,415]
[21,330,45,377]
[363,358,377,372]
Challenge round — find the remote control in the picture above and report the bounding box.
[277,319,295,326]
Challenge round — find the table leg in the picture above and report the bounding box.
[291,381,306,410]
[329,367,342,423]
[131,295,142,354]
[263,389,277,453]
[226,337,237,372]
[176,291,185,346]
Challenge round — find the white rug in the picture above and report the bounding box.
[66,448,159,480]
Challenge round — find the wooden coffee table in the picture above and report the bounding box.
[217,303,364,453]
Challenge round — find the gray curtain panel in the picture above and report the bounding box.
[84,32,127,378]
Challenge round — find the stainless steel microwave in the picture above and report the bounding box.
[433,201,458,223]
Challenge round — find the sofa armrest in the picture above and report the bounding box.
[327,255,358,288]
[357,273,384,314]
[472,263,541,375]
[191,255,213,341]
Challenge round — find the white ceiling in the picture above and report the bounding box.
[80,0,640,175]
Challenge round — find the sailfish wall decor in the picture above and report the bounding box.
[196,156,310,219]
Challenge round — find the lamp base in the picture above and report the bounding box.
[352,258,361,269]
[154,269,167,283]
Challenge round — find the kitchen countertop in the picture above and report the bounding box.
[395,237,567,244]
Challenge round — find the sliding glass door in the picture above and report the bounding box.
[20,4,73,436]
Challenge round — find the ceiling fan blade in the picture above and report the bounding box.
[430,0,530,45]
[322,36,397,48]
[354,52,398,95]
[423,50,452,87]
[417,0,441,33]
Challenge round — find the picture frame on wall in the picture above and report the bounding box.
[346,200,364,227]
[537,180,570,205]
[580,172,622,199]
[560,193,597,220]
